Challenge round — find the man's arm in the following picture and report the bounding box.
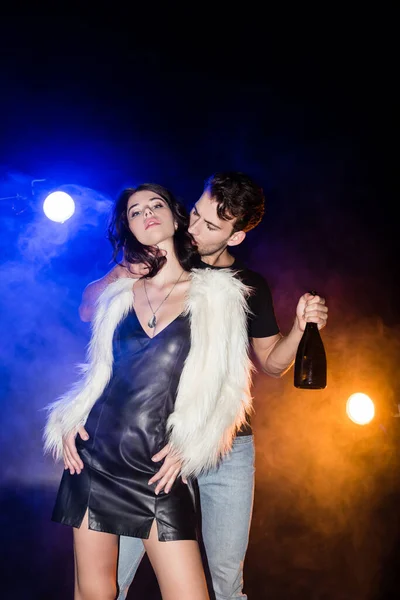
[79,265,126,322]
[252,292,328,377]
[79,262,148,322]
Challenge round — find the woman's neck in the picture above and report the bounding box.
[149,242,188,288]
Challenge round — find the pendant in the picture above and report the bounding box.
[148,314,157,329]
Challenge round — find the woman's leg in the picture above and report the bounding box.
[73,510,119,600]
[143,522,209,600]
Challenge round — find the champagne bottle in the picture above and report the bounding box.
[294,290,327,389]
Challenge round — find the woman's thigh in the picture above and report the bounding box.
[73,510,119,600]
[143,522,209,600]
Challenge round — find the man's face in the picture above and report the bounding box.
[188,190,236,257]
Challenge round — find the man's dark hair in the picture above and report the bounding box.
[204,171,265,232]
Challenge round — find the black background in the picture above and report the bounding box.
[0,10,398,600]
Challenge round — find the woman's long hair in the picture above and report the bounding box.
[107,183,199,277]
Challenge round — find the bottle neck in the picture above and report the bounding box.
[306,322,319,330]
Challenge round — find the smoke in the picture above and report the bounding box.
[229,159,400,597]
[0,174,113,485]
[1,159,399,598]
[242,266,400,598]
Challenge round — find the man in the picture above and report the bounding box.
[72,172,328,599]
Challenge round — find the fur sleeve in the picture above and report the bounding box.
[42,278,136,461]
[167,268,255,478]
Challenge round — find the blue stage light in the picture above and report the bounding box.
[42,191,75,223]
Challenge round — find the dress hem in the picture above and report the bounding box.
[52,515,197,542]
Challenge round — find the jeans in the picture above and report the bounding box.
[117,435,255,600]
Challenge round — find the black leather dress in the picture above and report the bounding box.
[51,310,197,541]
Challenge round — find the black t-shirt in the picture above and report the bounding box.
[197,258,280,436]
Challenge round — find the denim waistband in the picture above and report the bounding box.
[233,434,254,445]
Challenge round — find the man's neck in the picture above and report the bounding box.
[200,248,235,267]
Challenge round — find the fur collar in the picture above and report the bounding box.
[44,268,254,477]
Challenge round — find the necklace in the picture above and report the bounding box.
[143,270,186,330]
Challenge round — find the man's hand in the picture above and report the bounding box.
[121,260,149,278]
[296,292,328,332]
[148,444,187,494]
[63,426,89,475]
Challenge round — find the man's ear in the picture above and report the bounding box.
[227,230,246,247]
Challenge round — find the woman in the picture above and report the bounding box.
[44,183,253,600]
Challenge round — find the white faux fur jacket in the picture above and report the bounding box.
[43,268,254,477]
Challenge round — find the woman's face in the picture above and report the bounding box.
[126,190,176,246]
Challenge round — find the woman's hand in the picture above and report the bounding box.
[63,426,89,475]
[148,444,187,494]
